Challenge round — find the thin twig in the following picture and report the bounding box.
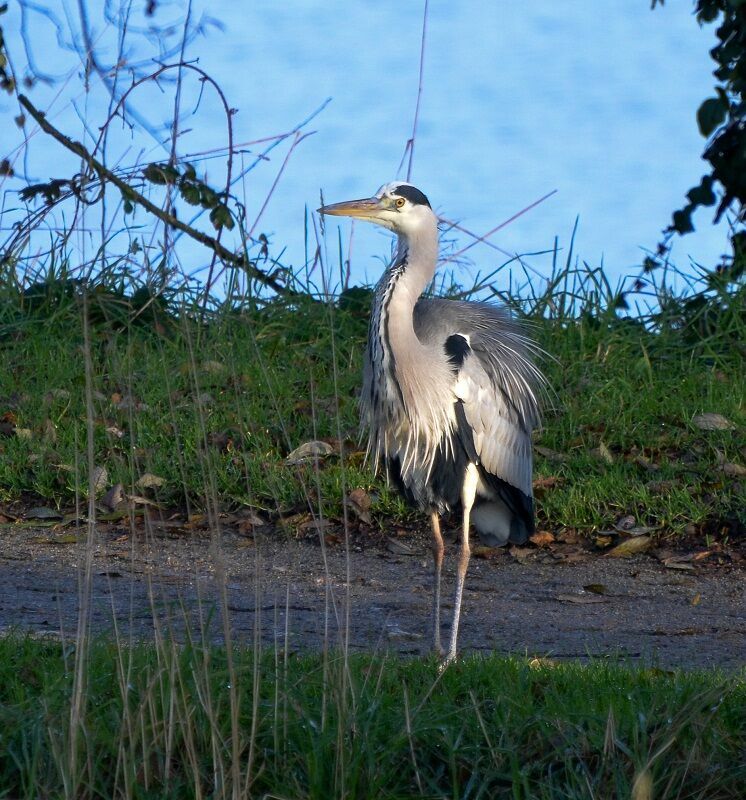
[440,189,558,265]
[399,0,429,181]
[17,93,294,297]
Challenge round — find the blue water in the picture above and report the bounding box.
[0,1,730,294]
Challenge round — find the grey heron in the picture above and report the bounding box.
[319,182,545,664]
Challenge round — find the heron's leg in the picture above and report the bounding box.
[444,463,479,665]
[430,511,444,656]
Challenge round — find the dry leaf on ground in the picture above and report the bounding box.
[607,535,652,558]
[472,545,505,559]
[90,465,108,494]
[346,488,372,524]
[509,546,534,563]
[135,473,165,489]
[529,530,555,547]
[533,445,569,463]
[101,483,125,511]
[285,440,334,465]
[386,537,416,555]
[692,413,735,431]
[721,462,746,477]
[557,593,606,604]
[25,506,63,521]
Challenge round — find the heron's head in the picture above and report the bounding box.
[318,182,435,237]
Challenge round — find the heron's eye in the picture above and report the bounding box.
[395,197,406,208]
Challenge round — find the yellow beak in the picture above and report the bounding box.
[317,196,385,220]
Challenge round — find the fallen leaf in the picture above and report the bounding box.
[665,561,695,572]
[597,441,614,464]
[201,360,228,376]
[631,768,653,800]
[285,440,334,465]
[583,583,608,595]
[614,524,656,537]
[646,479,677,494]
[238,509,265,527]
[557,593,606,604]
[114,395,148,412]
[607,535,652,558]
[297,518,330,533]
[128,495,162,507]
[691,592,701,606]
[692,413,735,431]
[136,473,165,489]
[44,389,70,403]
[472,545,504,559]
[346,488,372,524]
[90,465,108,495]
[42,419,57,444]
[386,537,416,555]
[532,476,563,491]
[37,533,82,544]
[533,445,569,463]
[722,462,746,477]
[509,546,534,563]
[101,483,125,511]
[528,657,557,669]
[633,455,659,472]
[385,623,422,641]
[529,530,555,547]
[551,546,589,563]
[14,428,32,440]
[25,506,63,521]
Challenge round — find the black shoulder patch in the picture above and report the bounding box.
[393,184,431,208]
[444,334,470,370]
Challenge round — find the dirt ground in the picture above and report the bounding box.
[1,522,744,669]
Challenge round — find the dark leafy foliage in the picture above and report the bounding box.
[141,160,235,230]
[654,2,746,236]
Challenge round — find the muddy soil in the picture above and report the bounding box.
[0,524,744,669]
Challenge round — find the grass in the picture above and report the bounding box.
[0,634,743,798]
[0,241,743,800]
[0,278,743,539]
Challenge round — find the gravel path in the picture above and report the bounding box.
[1,524,744,669]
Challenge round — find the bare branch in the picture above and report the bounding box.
[17,93,296,297]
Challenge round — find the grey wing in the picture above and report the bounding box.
[414,298,545,498]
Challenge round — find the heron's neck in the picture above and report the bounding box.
[373,221,438,365]
[391,222,439,304]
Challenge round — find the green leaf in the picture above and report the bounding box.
[179,181,201,206]
[686,175,716,207]
[199,186,218,208]
[672,207,694,234]
[142,163,180,185]
[209,204,234,230]
[697,97,727,137]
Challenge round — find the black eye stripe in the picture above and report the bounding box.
[391,184,431,208]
